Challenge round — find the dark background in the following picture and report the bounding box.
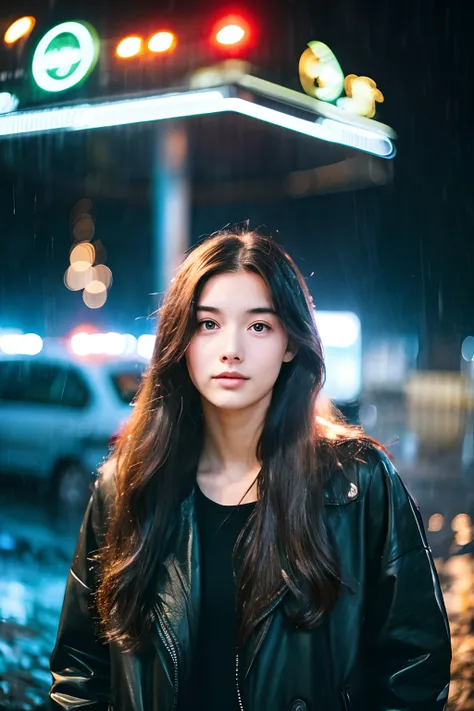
[0,3,473,709]
[0,0,471,358]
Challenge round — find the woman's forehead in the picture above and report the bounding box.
[198,271,273,308]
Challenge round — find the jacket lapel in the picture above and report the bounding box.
[153,491,201,686]
[242,466,360,678]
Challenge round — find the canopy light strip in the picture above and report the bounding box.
[226,98,394,157]
[0,85,395,157]
[0,89,227,135]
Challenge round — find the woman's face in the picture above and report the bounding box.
[185,270,295,412]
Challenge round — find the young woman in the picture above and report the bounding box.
[49,230,451,711]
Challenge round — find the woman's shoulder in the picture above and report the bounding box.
[89,457,118,535]
[97,456,117,496]
[324,438,396,505]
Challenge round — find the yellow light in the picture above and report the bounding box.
[70,242,95,271]
[4,16,35,44]
[451,514,472,531]
[337,74,384,119]
[216,24,245,46]
[299,42,344,103]
[116,36,142,59]
[428,514,444,533]
[148,32,175,53]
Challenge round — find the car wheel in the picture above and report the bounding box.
[52,460,91,509]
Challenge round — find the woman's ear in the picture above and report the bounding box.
[283,342,298,363]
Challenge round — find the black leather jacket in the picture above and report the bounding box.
[49,448,451,711]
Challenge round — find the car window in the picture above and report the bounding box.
[110,369,144,405]
[0,360,90,408]
[50,366,90,408]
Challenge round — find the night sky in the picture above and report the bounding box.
[0,0,471,369]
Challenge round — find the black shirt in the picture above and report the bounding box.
[180,485,256,711]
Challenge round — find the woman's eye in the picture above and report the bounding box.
[199,320,217,331]
[250,322,271,333]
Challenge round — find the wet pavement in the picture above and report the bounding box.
[0,395,473,709]
[0,492,80,710]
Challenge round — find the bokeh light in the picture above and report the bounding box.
[64,266,93,291]
[452,514,472,531]
[451,513,473,547]
[461,336,474,362]
[215,22,246,46]
[92,240,108,265]
[71,198,93,220]
[148,32,175,53]
[0,333,43,356]
[4,16,35,44]
[83,280,107,309]
[428,514,445,532]
[70,243,96,272]
[0,92,19,114]
[71,332,137,356]
[72,214,95,242]
[137,334,156,360]
[116,37,142,58]
[92,264,113,289]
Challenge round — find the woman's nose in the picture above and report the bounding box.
[220,329,243,363]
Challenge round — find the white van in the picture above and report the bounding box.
[0,342,147,506]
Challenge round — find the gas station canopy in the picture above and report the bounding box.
[0,70,395,159]
[0,17,396,157]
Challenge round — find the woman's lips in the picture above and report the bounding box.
[213,375,249,388]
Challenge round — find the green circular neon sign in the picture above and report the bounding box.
[32,21,99,93]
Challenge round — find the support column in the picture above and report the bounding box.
[152,120,191,300]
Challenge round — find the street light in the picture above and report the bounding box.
[4,16,35,45]
[148,32,176,53]
[213,15,251,48]
[116,36,142,58]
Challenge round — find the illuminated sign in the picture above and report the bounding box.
[315,311,362,402]
[299,42,344,103]
[0,92,19,114]
[32,21,99,93]
[337,74,384,119]
[299,41,384,119]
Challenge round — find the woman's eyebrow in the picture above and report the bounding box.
[196,306,277,315]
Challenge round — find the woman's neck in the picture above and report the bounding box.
[197,399,266,505]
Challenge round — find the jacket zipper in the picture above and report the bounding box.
[341,689,351,710]
[234,589,283,710]
[154,604,179,711]
[236,652,245,711]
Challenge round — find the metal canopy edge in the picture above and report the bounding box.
[0,77,396,158]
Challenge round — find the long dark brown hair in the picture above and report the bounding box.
[96,229,384,652]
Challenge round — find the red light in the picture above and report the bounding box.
[212,15,251,48]
[68,324,99,338]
